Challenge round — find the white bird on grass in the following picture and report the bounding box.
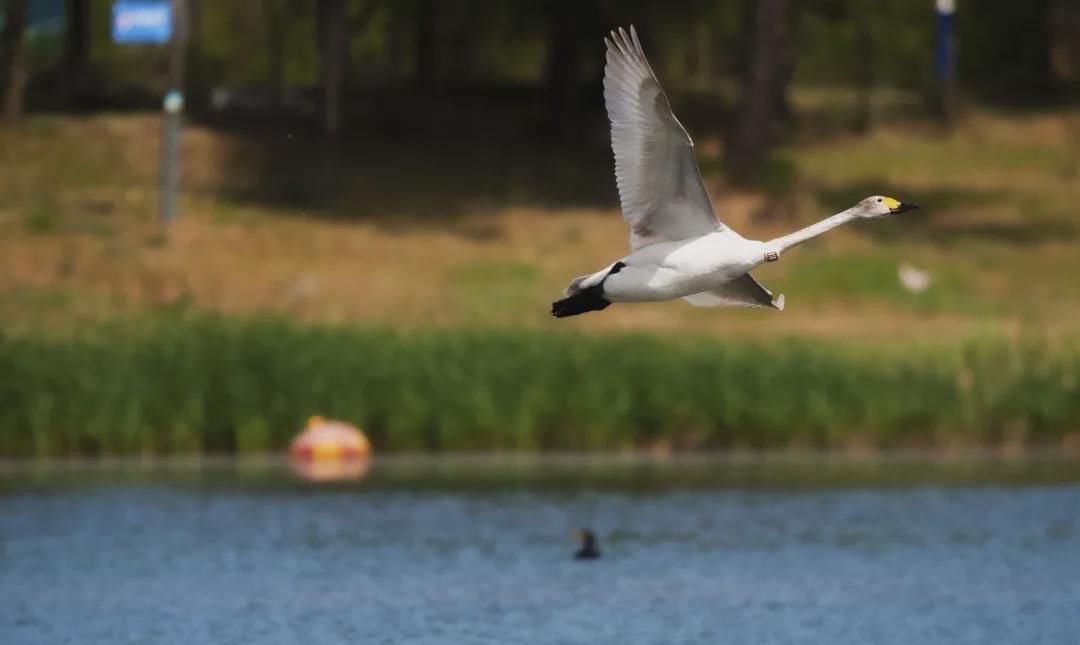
[898,263,932,293]
[551,26,919,318]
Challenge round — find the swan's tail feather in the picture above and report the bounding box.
[552,261,625,318]
[551,285,611,318]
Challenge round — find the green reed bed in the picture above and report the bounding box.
[0,314,1078,457]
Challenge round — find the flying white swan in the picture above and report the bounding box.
[551,26,918,318]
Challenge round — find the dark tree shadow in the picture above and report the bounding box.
[189,83,737,233]
[195,85,610,226]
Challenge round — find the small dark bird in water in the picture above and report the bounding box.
[574,528,601,560]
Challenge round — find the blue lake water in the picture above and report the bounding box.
[2,457,1080,644]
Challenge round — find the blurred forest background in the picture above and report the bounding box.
[1,1,1080,456]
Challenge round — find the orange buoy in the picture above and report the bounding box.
[288,416,372,482]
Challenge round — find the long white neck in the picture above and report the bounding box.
[767,207,860,255]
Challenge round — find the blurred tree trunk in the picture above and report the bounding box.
[0,0,29,123]
[692,21,712,88]
[168,0,188,91]
[728,0,792,182]
[317,0,348,135]
[1048,0,1080,82]
[852,1,874,133]
[187,0,203,98]
[64,0,90,103]
[262,0,287,108]
[772,8,796,125]
[415,0,434,89]
[544,0,582,141]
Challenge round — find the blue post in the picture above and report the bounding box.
[935,0,955,81]
[934,0,957,122]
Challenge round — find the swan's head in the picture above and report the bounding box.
[855,195,919,218]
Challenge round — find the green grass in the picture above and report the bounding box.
[3,110,1079,333]
[777,252,985,313]
[1,312,1078,458]
[451,260,539,320]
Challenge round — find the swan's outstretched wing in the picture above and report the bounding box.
[605,26,722,250]
[683,274,785,310]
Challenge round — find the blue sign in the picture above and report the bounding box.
[112,0,173,45]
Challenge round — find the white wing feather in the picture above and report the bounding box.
[604,26,723,250]
[683,274,785,310]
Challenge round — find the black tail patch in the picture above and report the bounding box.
[551,262,624,318]
[551,285,611,318]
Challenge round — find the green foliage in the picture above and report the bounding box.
[956,0,1057,101]
[450,260,538,320]
[796,0,934,90]
[779,252,982,313]
[14,0,1064,118]
[1,314,1078,458]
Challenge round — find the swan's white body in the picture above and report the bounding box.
[551,26,917,318]
[575,231,770,304]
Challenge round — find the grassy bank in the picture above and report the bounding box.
[1,314,1078,458]
[2,109,1078,339]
